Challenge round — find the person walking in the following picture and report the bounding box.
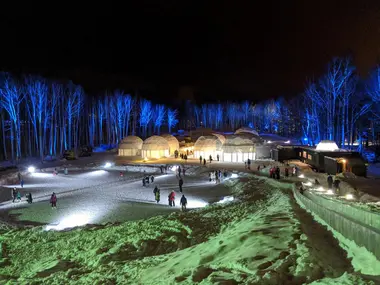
[275,166,280,179]
[285,168,289,177]
[217,154,219,162]
[142,177,146,187]
[16,191,21,202]
[64,167,68,175]
[203,158,206,166]
[179,178,184,192]
[168,190,176,207]
[199,156,202,164]
[247,158,251,170]
[333,178,341,194]
[20,179,24,188]
[151,175,154,183]
[50,192,57,208]
[327,175,333,189]
[153,186,160,203]
[12,188,17,203]
[209,155,212,163]
[27,192,33,204]
[17,172,22,181]
[180,194,187,211]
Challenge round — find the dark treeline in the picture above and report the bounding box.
[183,58,380,149]
[0,73,179,162]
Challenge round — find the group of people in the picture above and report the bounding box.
[327,175,341,193]
[11,187,57,208]
[209,170,225,184]
[244,158,252,170]
[142,175,155,186]
[199,154,220,165]
[269,166,281,179]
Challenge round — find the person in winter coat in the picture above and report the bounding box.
[203,158,206,166]
[285,168,289,177]
[199,156,202,164]
[12,188,17,203]
[209,155,212,163]
[217,154,219,162]
[16,191,21,202]
[151,176,154,183]
[17,172,22,181]
[333,179,341,194]
[27,193,33,204]
[20,179,24,188]
[168,190,176,207]
[257,165,261,172]
[142,177,146,187]
[292,167,296,177]
[327,175,333,189]
[276,167,280,179]
[50,192,57,208]
[180,195,187,211]
[153,186,160,203]
[145,176,150,185]
[179,178,184,192]
[247,159,251,170]
[64,167,68,175]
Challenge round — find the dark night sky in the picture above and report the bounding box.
[1,1,380,104]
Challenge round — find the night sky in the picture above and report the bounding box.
[1,1,380,104]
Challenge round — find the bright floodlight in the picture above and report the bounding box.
[28,166,36,173]
[298,174,305,178]
[316,140,339,151]
[104,162,112,168]
[326,189,334,195]
[285,140,290,143]
[345,194,354,200]
[342,159,346,163]
[231,173,238,178]
[267,140,272,143]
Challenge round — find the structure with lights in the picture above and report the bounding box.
[160,134,180,156]
[221,135,256,162]
[141,136,170,159]
[315,140,340,152]
[193,135,223,160]
[118,136,143,156]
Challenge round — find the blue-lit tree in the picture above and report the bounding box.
[167,108,178,133]
[123,94,133,138]
[0,73,24,161]
[139,99,153,137]
[66,82,84,150]
[97,98,105,145]
[154,104,166,134]
[201,104,208,127]
[215,103,223,129]
[25,76,49,160]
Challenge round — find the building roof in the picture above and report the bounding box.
[316,140,339,151]
[161,134,180,150]
[235,127,259,137]
[119,136,143,149]
[222,135,255,152]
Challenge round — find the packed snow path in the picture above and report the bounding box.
[0,167,232,226]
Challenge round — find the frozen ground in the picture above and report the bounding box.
[0,165,233,227]
[1,174,376,284]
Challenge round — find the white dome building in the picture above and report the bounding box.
[235,127,260,137]
[316,140,339,152]
[142,136,170,159]
[161,134,180,156]
[194,136,223,160]
[222,135,256,162]
[118,136,143,156]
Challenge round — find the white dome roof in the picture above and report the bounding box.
[194,136,223,151]
[161,134,179,151]
[222,135,255,152]
[316,140,339,151]
[142,136,170,150]
[235,127,259,137]
[119,136,143,149]
[212,133,226,144]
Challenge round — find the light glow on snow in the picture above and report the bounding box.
[81,170,108,177]
[315,186,325,192]
[217,196,234,204]
[345,194,354,200]
[298,174,305,178]
[284,140,290,143]
[30,172,52,178]
[231,173,238,178]
[326,189,334,195]
[188,198,208,208]
[170,165,178,171]
[28,166,36,173]
[267,140,272,143]
[303,181,312,187]
[45,212,92,231]
[104,162,112,168]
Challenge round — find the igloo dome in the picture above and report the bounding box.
[316,140,339,151]
[142,136,170,158]
[194,136,223,160]
[222,135,256,162]
[161,134,180,155]
[118,136,143,156]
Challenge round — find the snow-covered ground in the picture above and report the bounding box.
[1,174,376,284]
[0,156,379,284]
